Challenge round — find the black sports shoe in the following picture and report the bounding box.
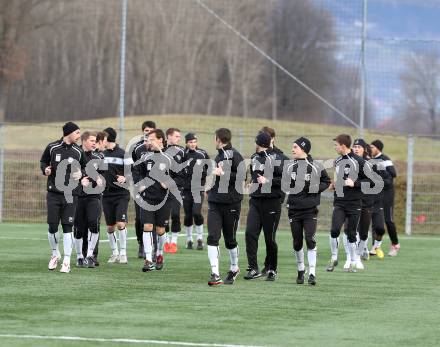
[260,266,268,277]
[326,259,338,272]
[76,258,85,268]
[308,274,316,286]
[208,273,223,286]
[224,269,240,285]
[85,256,95,268]
[138,244,145,259]
[92,256,100,267]
[244,268,262,280]
[266,270,276,281]
[186,240,193,250]
[296,270,305,284]
[196,239,204,250]
[142,260,155,272]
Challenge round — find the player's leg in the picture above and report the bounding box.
[134,201,144,258]
[244,199,263,279]
[346,206,362,272]
[355,207,371,269]
[183,193,194,249]
[168,195,181,253]
[59,195,78,273]
[73,197,87,267]
[370,206,386,258]
[303,207,318,285]
[115,195,130,264]
[102,197,119,263]
[84,197,101,268]
[193,191,205,250]
[383,190,400,256]
[207,202,223,286]
[140,203,155,272]
[222,202,241,285]
[327,205,345,271]
[46,192,62,270]
[260,198,281,281]
[154,200,172,271]
[289,210,305,283]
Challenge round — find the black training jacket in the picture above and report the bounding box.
[208,144,244,204]
[76,149,105,198]
[249,148,284,199]
[165,144,186,189]
[285,156,331,210]
[40,139,87,195]
[182,147,210,191]
[102,144,131,197]
[373,153,396,191]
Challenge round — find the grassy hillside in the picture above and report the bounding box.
[4,114,411,161]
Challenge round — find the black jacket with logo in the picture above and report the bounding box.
[373,153,396,191]
[208,144,244,204]
[76,149,105,198]
[285,156,331,210]
[182,147,210,191]
[102,144,131,197]
[40,139,87,195]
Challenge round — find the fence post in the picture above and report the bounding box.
[239,128,243,154]
[0,122,4,223]
[118,0,128,147]
[405,135,414,236]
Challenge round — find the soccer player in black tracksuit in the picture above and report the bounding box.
[102,127,131,264]
[244,132,284,282]
[370,140,400,257]
[259,126,289,276]
[136,129,178,272]
[73,131,104,268]
[182,133,210,250]
[207,128,244,286]
[326,134,370,273]
[286,137,330,285]
[40,122,86,273]
[164,128,186,254]
[131,121,156,258]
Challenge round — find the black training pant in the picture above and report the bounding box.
[330,202,362,243]
[383,189,399,245]
[183,190,204,227]
[245,198,281,271]
[289,207,318,252]
[165,193,181,233]
[74,196,101,257]
[207,202,241,249]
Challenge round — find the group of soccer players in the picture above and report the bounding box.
[40,120,400,286]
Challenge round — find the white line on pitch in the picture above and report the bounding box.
[0,334,268,347]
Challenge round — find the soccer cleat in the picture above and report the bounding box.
[266,270,276,281]
[186,240,193,250]
[388,244,400,257]
[260,266,268,277]
[155,254,164,270]
[343,259,351,272]
[326,259,338,272]
[168,243,178,253]
[48,253,61,271]
[224,269,240,285]
[119,254,128,264]
[76,258,85,268]
[164,242,171,253]
[376,247,385,259]
[138,244,145,259]
[107,254,120,263]
[296,270,305,284]
[308,274,317,286]
[208,273,223,286]
[142,260,155,272]
[244,268,262,280]
[60,261,70,273]
[85,256,95,268]
[196,239,204,250]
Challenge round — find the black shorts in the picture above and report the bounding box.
[102,194,130,225]
[47,192,78,225]
[140,199,171,228]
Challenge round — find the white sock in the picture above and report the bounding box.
[330,236,339,261]
[307,248,317,276]
[185,225,193,242]
[228,247,239,272]
[86,231,99,257]
[357,239,367,256]
[195,224,204,240]
[118,228,127,256]
[74,238,83,259]
[107,232,119,255]
[343,234,350,261]
[171,232,178,244]
[295,248,305,271]
[208,245,220,275]
[374,239,383,249]
[143,232,153,262]
[48,232,59,256]
[349,242,357,265]
[157,233,167,256]
[63,232,73,262]
[356,232,360,244]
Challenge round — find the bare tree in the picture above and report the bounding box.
[399,51,440,134]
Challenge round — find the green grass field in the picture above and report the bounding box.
[0,223,439,347]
